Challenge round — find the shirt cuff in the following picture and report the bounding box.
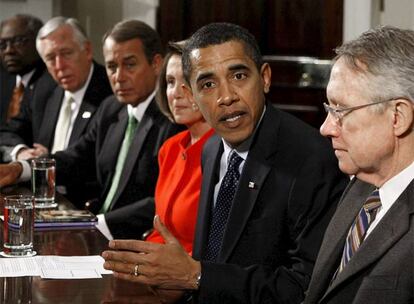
[17,160,31,182]
[10,144,29,161]
[96,214,114,241]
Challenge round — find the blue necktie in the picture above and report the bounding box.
[204,151,243,261]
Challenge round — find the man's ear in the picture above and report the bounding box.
[84,41,93,61]
[260,63,271,94]
[393,99,414,136]
[151,54,164,75]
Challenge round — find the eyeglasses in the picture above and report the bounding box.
[0,35,31,51]
[323,98,400,125]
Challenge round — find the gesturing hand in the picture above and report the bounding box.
[102,215,201,290]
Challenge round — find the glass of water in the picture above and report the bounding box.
[31,158,57,209]
[1,195,36,257]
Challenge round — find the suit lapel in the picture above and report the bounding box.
[327,181,414,293]
[109,101,156,209]
[192,135,222,260]
[68,94,96,145]
[0,70,16,122]
[98,106,128,197]
[308,179,372,301]
[68,63,108,145]
[219,106,278,262]
[38,87,64,148]
[321,179,414,301]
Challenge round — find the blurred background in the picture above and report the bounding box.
[1,0,412,127]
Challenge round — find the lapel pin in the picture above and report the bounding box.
[82,111,91,119]
[248,182,255,189]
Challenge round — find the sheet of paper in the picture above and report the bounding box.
[0,255,112,279]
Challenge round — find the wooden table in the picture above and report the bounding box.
[0,185,163,304]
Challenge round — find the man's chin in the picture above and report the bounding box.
[338,162,358,176]
[116,96,139,106]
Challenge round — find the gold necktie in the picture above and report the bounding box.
[7,82,24,121]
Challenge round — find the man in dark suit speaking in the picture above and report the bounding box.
[304,26,414,304]
[101,23,348,303]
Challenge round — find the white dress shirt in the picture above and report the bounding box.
[366,160,414,237]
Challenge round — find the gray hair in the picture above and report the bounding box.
[335,25,414,109]
[36,16,88,55]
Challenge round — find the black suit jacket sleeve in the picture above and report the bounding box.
[104,197,155,239]
[0,70,57,148]
[194,105,348,304]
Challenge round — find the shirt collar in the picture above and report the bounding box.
[64,63,94,106]
[379,160,414,214]
[127,90,156,121]
[17,69,36,88]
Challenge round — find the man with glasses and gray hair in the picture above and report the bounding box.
[304,26,414,304]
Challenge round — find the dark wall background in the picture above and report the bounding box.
[157,0,344,128]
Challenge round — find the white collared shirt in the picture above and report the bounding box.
[58,64,94,149]
[366,160,414,237]
[17,69,35,89]
[127,90,155,122]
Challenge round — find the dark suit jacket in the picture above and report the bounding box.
[0,61,52,126]
[0,62,111,151]
[192,104,348,303]
[0,64,16,125]
[304,178,414,304]
[54,96,182,227]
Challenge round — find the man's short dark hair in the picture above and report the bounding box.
[103,19,163,64]
[0,14,43,37]
[182,22,263,83]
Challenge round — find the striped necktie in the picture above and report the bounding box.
[336,189,382,277]
[99,114,138,214]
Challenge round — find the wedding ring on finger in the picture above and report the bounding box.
[133,264,140,277]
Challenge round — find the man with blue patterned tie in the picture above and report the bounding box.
[101,22,348,304]
[304,26,414,304]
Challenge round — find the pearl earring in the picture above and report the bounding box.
[192,103,199,112]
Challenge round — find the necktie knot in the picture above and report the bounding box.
[228,151,243,171]
[363,189,382,215]
[128,114,138,128]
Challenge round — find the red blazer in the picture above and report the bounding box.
[147,128,214,253]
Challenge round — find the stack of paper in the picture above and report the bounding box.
[0,255,112,279]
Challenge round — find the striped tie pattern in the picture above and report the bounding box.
[337,189,382,274]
